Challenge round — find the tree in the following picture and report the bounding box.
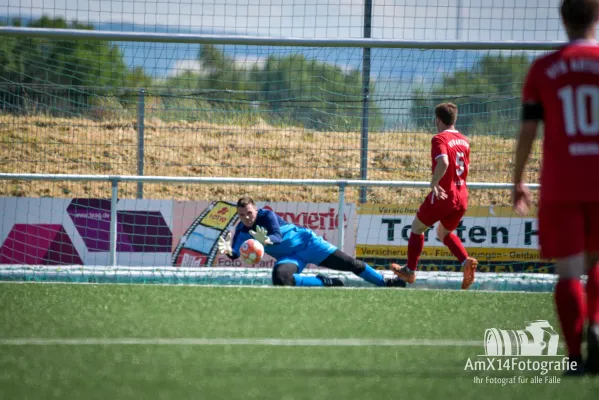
[0,16,153,114]
[176,46,383,131]
[410,53,531,136]
[0,16,135,88]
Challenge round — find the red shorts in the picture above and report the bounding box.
[416,192,467,231]
[538,202,599,259]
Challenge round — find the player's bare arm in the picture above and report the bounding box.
[512,117,540,216]
[430,154,449,200]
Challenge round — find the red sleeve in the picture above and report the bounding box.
[522,60,541,105]
[431,135,447,160]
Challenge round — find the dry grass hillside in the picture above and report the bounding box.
[0,115,541,205]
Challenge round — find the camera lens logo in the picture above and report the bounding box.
[484,320,560,356]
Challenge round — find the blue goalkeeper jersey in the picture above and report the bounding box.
[229,208,320,260]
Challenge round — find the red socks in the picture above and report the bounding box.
[407,233,424,270]
[555,278,586,358]
[407,232,468,270]
[553,266,599,359]
[443,233,468,263]
[588,266,599,325]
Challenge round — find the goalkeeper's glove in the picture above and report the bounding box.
[217,232,233,256]
[249,225,273,245]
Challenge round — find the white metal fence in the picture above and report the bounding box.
[0,172,538,266]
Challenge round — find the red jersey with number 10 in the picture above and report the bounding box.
[431,129,470,197]
[522,40,599,203]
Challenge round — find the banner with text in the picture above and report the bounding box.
[355,204,552,273]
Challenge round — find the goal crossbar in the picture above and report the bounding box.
[0,27,565,50]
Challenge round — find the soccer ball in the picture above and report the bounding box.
[239,239,265,264]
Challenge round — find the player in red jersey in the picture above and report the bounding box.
[391,103,478,290]
[513,0,599,376]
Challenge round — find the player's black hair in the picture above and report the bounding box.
[435,102,458,126]
[561,0,599,31]
[236,196,255,208]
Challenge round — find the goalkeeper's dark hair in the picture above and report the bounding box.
[561,0,599,31]
[435,102,458,126]
[236,196,255,208]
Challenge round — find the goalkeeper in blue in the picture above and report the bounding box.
[217,196,406,287]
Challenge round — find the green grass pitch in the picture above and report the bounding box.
[0,283,597,399]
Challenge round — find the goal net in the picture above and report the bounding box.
[0,15,558,291]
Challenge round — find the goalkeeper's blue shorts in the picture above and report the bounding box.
[274,230,337,273]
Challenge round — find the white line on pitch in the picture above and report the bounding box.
[0,281,552,294]
[0,338,482,347]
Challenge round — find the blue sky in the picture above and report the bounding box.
[0,0,572,129]
[0,1,569,79]
[2,0,567,41]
